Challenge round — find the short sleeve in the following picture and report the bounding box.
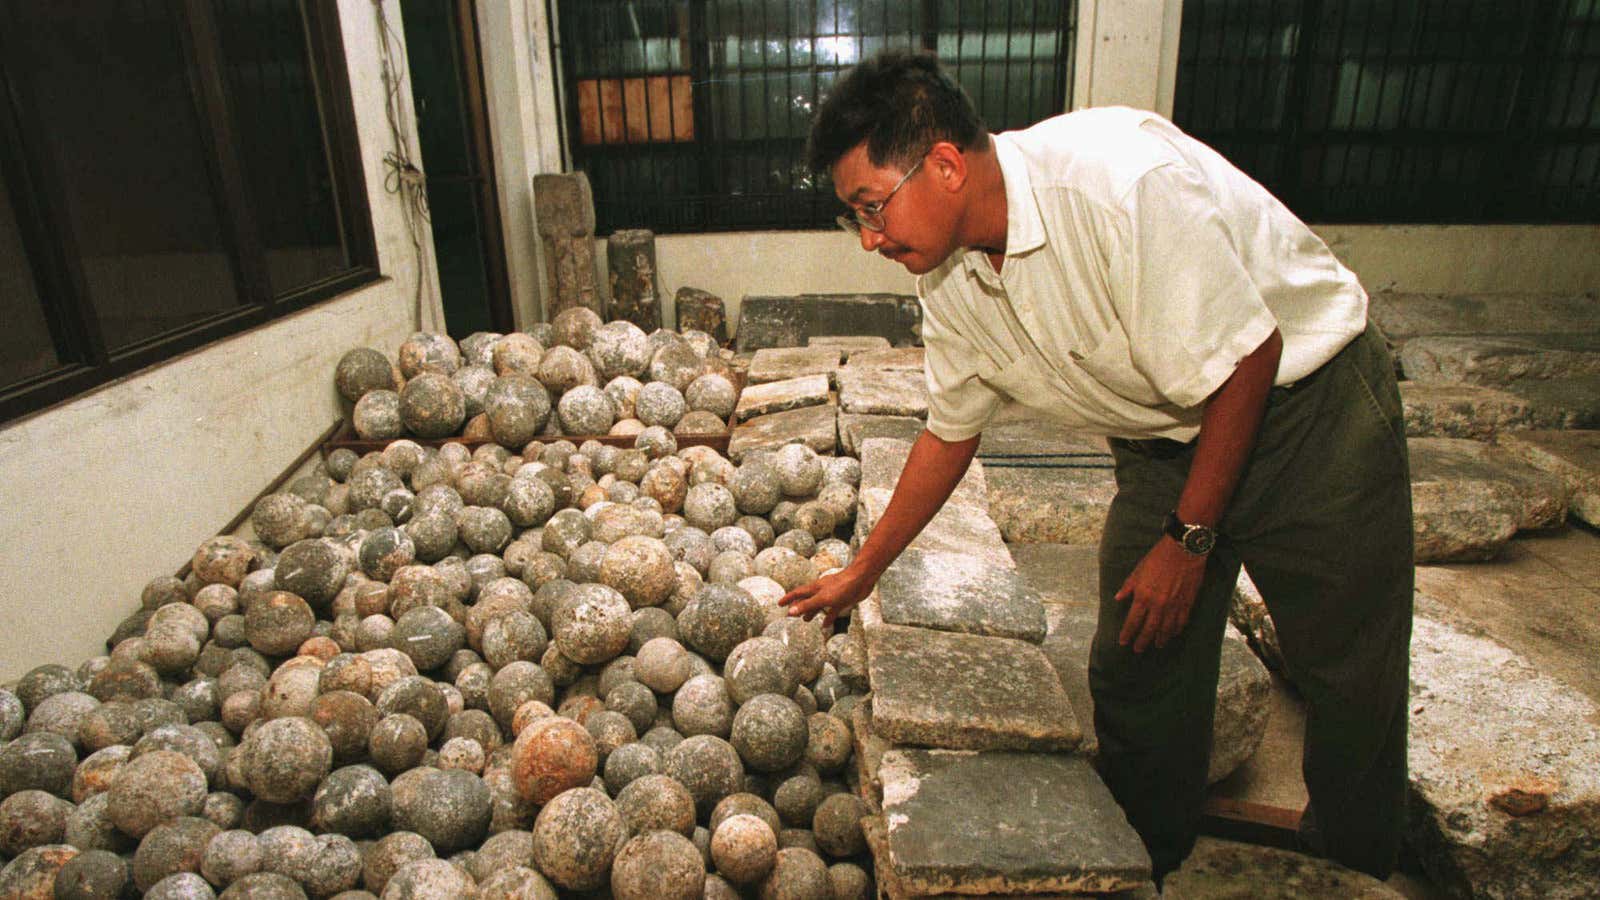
[917,282,1005,442]
[1109,163,1278,408]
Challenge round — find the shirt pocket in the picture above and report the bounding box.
[1070,324,1168,407]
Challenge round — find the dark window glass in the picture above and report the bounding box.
[0,172,59,389]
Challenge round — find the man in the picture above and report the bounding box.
[780,51,1413,882]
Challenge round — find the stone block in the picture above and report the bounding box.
[808,335,890,359]
[838,413,924,456]
[865,622,1081,752]
[876,548,1047,643]
[746,347,841,384]
[1407,607,1600,899]
[878,749,1151,895]
[732,374,830,422]
[1411,437,1570,531]
[979,419,1112,457]
[1400,382,1540,440]
[1500,374,1600,430]
[606,229,661,330]
[532,171,595,236]
[985,463,1118,545]
[726,403,838,463]
[735,293,922,352]
[849,700,889,812]
[1412,479,1519,563]
[856,489,1013,569]
[859,437,988,506]
[1163,837,1405,899]
[533,172,603,318]
[1399,334,1600,386]
[843,346,925,371]
[1497,429,1600,527]
[673,287,727,342]
[836,368,929,418]
[1368,291,1600,347]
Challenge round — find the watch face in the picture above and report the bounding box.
[1183,526,1216,556]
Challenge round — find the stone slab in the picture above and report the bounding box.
[866,622,1081,752]
[838,412,924,456]
[726,403,838,463]
[836,367,930,418]
[732,373,830,421]
[1407,603,1600,899]
[878,748,1151,895]
[807,334,890,358]
[856,489,1013,569]
[1399,333,1600,386]
[843,346,925,371]
[746,346,842,384]
[1162,837,1406,899]
[985,463,1119,545]
[1228,568,1287,676]
[859,437,989,507]
[1499,374,1600,430]
[735,293,923,352]
[979,419,1112,458]
[876,547,1047,643]
[1400,381,1540,440]
[1497,429,1600,527]
[850,699,889,813]
[1410,436,1570,531]
[1368,291,1600,345]
[673,286,727,342]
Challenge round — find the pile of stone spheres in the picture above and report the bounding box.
[0,430,876,896]
[338,307,741,444]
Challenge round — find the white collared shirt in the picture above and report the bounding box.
[917,107,1368,442]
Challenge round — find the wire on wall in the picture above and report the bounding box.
[373,0,435,327]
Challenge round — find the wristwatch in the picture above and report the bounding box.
[1163,510,1217,556]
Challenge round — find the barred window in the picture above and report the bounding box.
[1173,0,1600,222]
[555,0,1077,233]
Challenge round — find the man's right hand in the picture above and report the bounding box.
[779,564,880,631]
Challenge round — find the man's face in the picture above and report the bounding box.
[831,143,958,275]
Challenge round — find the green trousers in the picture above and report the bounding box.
[1088,323,1414,880]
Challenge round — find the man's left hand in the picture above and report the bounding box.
[1115,538,1209,653]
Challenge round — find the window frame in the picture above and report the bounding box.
[0,0,379,424]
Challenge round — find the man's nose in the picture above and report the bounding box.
[858,227,886,252]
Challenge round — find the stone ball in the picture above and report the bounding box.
[763,618,827,685]
[773,773,823,828]
[557,385,617,436]
[773,528,816,558]
[813,538,853,571]
[552,583,632,665]
[310,691,380,767]
[192,536,259,588]
[821,455,860,487]
[55,848,132,899]
[239,717,332,804]
[564,539,608,583]
[678,584,764,662]
[710,793,781,835]
[77,702,141,755]
[711,813,778,885]
[710,526,758,558]
[684,374,737,420]
[399,373,467,439]
[457,506,513,555]
[398,332,462,379]
[478,865,558,899]
[600,741,660,797]
[501,477,556,529]
[772,445,823,498]
[730,464,782,516]
[26,691,99,747]
[403,512,457,563]
[485,375,553,447]
[736,515,776,550]
[757,846,831,900]
[638,466,687,515]
[493,332,545,377]
[828,861,873,900]
[383,858,476,898]
[595,536,676,610]
[275,538,352,611]
[368,715,428,777]
[357,528,414,583]
[670,674,733,740]
[312,764,391,838]
[805,713,853,773]
[611,829,705,900]
[551,307,604,351]
[683,483,738,533]
[132,815,218,892]
[536,345,597,395]
[452,364,497,419]
[812,792,868,858]
[130,725,222,788]
[375,676,449,741]
[730,694,807,773]
[588,321,653,380]
[640,725,684,756]
[201,830,262,888]
[252,494,312,551]
[482,611,548,670]
[674,410,729,437]
[353,390,405,441]
[107,749,208,839]
[361,830,435,895]
[604,376,644,419]
[790,502,837,541]
[541,508,593,558]
[753,548,818,593]
[632,637,689,695]
[510,716,596,804]
[0,790,72,856]
[388,606,464,673]
[635,382,687,429]
[614,772,695,838]
[724,638,800,706]
[391,766,491,854]
[591,503,665,543]
[584,710,638,765]
[663,734,745,817]
[629,605,679,652]
[531,786,626,891]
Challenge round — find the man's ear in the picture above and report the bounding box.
[926,141,968,193]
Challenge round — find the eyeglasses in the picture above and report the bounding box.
[836,157,925,235]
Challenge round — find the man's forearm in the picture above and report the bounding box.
[853,428,982,578]
[1175,329,1283,528]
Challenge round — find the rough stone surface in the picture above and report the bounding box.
[843,346,924,371]
[985,462,1117,545]
[747,348,841,385]
[836,368,929,418]
[1497,429,1600,526]
[1411,479,1521,562]
[1411,437,1570,531]
[607,230,663,331]
[859,437,988,506]
[675,287,727,343]
[1400,382,1540,439]
[875,548,1046,643]
[1400,333,1600,386]
[1162,837,1404,899]
[857,490,1012,569]
[878,749,1150,895]
[1499,374,1600,430]
[1369,292,1600,349]
[533,172,603,317]
[808,335,889,358]
[837,413,923,456]
[734,375,830,422]
[728,405,839,463]
[865,623,1080,752]
[611,829,705,900]
[734,293,922,352]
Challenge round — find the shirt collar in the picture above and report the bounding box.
[963,133,1046,275]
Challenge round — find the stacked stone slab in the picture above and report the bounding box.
[532,172,604,318]
[850,438,1154,897]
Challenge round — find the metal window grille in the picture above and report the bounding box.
[1173,0,1600,223]
[554,0,1077,233]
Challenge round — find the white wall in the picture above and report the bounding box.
[0,0,437,680]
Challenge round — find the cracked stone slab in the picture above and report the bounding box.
[746,346,842,384]
[1497,429,1600,527]
[836,367,930,418]
[865,622,1081,752]
[843,346,925,371]
[1407,604,1600,899]
[856,489,1011,568]
[1410,436,1570,531]
[1399,334,1600,386]
[859,437,989,506]
[1400,382,1541,440]
[878,748,1151,895]
[986,463,1118,545]
[733,373,830,421]
[726,403,838,463]
[1163,837,1405,899]
[807,334,890,359]
[838,412,923,456]
[876,547,1047,643]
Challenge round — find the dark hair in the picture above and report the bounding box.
[805,50,986,175]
